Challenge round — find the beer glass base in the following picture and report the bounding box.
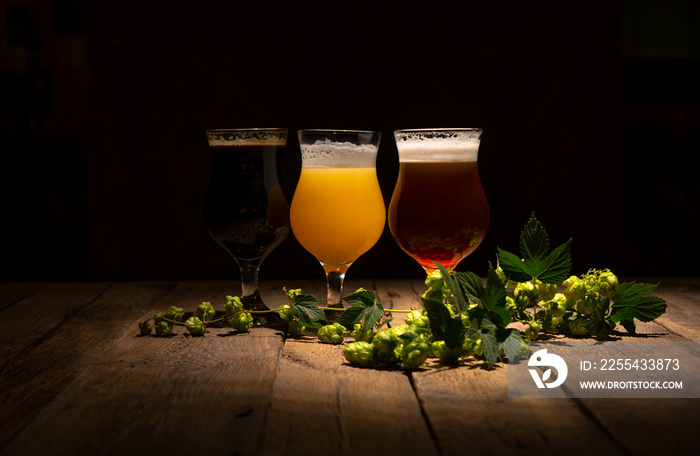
[323,302,345,323]
[240,292,286,329]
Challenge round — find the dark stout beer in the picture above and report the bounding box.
[204,142,289,264]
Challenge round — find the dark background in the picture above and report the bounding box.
[1,0,698,284]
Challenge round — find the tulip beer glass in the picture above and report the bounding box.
[204,128,290,323]
[290,130,385,310]
[388,128,488,273]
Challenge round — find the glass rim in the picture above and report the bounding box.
[206,127,288,134]
[394,127,483,134]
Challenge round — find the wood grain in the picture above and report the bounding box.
[260,334,439,456]
[0,278,698,455]
[0,282,172,450]
[1,281,285,456]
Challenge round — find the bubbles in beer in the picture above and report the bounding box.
[394,129,481,163]
[300,139,379,168]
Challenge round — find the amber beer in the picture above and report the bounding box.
[389,129,488,271]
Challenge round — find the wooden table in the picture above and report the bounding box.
[1,277,699,456]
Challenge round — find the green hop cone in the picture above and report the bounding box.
[576,290,601,315]
[343,341,378,368]
[351,323,373,342]
[372,327,403,364]
[567,317,590,336]
[286,288,303,300]
[277,304,293,322]
[405,310,430,329]
[536,280,558,302]
[583,270,601,291]
[545,293,567,318]
[401,339,431,370]
[317,322,347,345]
[287,320,306,337]
[422,287,446,304]
[184,316,206,336]
[230,311,254,332]
[425,269,446,290]
[514,281,537,310]
[460,337,480,357]
[224,296,244,318]
[431,340,461,364]
[598,269,619,299]
[138,320,152,336]
[164,306,185,323]
[563,275,586,301]
[550,315,565,331]
[524,321,542,341]
[505,296,517,312]
[194,302,216,323]
[154,320,173,337]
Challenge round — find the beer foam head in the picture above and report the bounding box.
[300,139,379,168]
[394,129,481,163]
[207,129,287,146]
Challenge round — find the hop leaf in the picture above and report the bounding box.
[608,282,667,332]
[497,213,572,284]
[336,288,385,333]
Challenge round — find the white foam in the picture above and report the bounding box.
[396,138,480,163]
[300,139,379,167]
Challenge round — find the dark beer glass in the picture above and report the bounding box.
[204,128,289,323]
[388,128,489,273]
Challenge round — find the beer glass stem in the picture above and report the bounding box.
[237,260,263,309]
[322,263,350,308]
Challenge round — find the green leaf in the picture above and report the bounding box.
[519,213,550,262]
[496,248,533,283]
[290,302,327,326]
[454,270,485,304]
[609,282,666,324]
[435,262,469,313]
[422,297,465,349]
[468,322,500,369]
[290,292,324,307]
[482,332,500,368]
[497,214,572,284]
[534,239,573,284]
[499,328,524,361]
[620,319,636,334]
[336,289,385,332]
[287,292,327,325]
[481,264,508,314]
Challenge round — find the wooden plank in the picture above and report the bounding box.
[0,281,286,456]
[410,361,626,455]
[576,398,700,453]
[370,280,655,455]
[0,282,49,312]
[259,334,440,456]
[539,338,700,452]
[652,280,700,341]
[373,278,425,326]
[0,282,174,451]
[0,282,110,368]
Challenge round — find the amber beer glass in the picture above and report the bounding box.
[204,128,290,324]
[290,130,385,310]
[388,128,488,272]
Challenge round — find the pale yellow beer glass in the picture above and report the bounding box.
[290,130,385,309]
